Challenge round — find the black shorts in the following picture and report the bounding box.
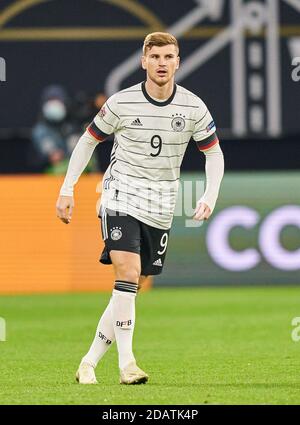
[99,208,170,276]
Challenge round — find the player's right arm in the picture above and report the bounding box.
[56,96,120,224]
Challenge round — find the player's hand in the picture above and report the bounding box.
[193,201,211,221]
[56,195,74,224]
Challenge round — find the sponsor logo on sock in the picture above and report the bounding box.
[98,331,112,345]
[116,320,132,328]
[131,118,143,126]
[153,258,162,266]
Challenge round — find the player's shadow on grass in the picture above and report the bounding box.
[213,383,300,389]
[163,383,300,389]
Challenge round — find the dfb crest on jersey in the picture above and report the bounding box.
[110,226,122,241]
[171,115,185,132]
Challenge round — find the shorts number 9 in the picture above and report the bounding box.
[157,233,168,255]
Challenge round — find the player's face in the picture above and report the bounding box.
[142,45,179,86]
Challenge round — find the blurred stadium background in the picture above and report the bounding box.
[0,0,300,405]
[0,0,299,293]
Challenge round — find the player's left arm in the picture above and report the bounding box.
[192,102,224,221]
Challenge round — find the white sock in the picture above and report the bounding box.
[81,297,115,368]
[112,280,138,370]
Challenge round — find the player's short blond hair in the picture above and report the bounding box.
[143,32,179,56]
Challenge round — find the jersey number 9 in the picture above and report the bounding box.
[150,135,162,157]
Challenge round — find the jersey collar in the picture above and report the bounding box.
[141,81,177,107]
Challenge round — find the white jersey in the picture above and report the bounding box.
[88,82,218,229]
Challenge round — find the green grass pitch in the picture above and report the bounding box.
[0,286,300,405]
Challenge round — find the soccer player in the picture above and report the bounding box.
[56,32,224,385]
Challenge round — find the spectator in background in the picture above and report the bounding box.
[31,85,81,174]
[32,85,108,174]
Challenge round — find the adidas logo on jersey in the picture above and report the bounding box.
[153,258,162,267]
[131,118,143,126]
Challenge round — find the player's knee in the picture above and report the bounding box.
[115,263,140,284]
